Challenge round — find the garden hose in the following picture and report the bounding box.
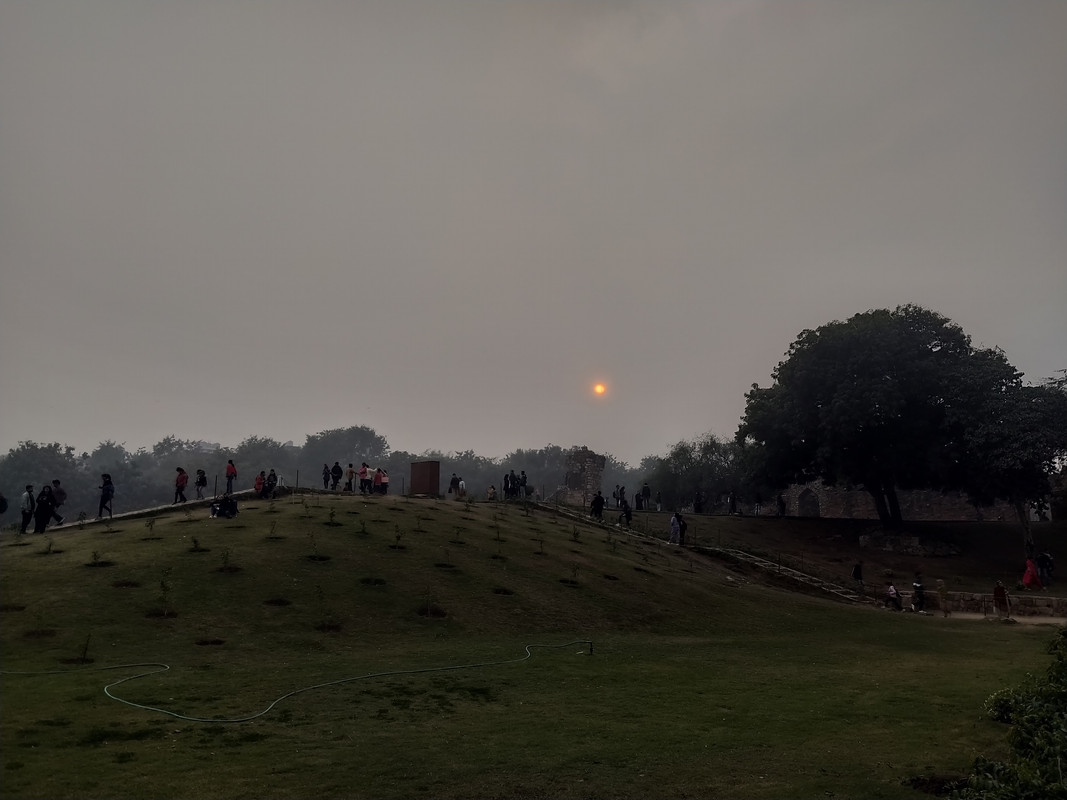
[1,639,593,724]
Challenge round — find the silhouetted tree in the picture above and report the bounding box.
[736,305,1057,530]
[300,427,388,477]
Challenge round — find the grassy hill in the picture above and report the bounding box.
[1,492,1062,799]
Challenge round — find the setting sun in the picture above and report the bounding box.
[593,383,607,396]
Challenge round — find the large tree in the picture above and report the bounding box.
[954,380,1067,541]
[300,426,389,475]
[736,305,1030,527]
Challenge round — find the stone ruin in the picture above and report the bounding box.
[557,446,606,508]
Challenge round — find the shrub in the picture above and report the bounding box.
[955,628,1067,799]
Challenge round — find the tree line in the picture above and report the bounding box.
[3,306,1064,532]
[0,428,645,524]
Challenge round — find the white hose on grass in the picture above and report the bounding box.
[1,640,593,724]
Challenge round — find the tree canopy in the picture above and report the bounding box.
[737,305,1066,529]
[641,433,743,512]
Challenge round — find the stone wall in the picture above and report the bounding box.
[902,590,1067,618]
[783,482,1016,522]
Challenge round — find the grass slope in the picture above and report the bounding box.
[1,493,1060,799]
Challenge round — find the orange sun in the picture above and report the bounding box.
[593,383,607,396]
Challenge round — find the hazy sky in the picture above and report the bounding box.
[2,1,1065,467]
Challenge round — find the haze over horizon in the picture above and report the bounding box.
[2,1,1065,467]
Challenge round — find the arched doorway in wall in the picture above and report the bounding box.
[798,488,821,518]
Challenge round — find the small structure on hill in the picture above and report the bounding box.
[559,446,605,508]
[409,460,441,496]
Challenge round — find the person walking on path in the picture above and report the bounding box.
[225,460,238,494]
[884,582,902,611]
[358,463,370,494]
[330,462,343,491]
[850,561,864,595]
[380,469,389,494]
[194,469,207,500]
[911,573,926,613]
[936,579,950,617]
[322,463,330,490]
[97,474,114,519]
[33,485,57,533]
[1022,558,1043,590]
[265,469,278,499]
[19,485,36,534]
[993,580,1011,618]
[668,512,681,544]
[590,490,605,521]
[344,463,356,492]
[373,468,384,494]
[50,479,67,525]
[174,468,189,504]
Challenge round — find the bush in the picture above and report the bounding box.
[955,628,1067,800]
[983,687,1024,724]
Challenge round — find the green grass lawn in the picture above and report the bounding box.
[1,493,1058,798]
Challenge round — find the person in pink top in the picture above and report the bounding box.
[174,467,189,504]
[1022,558,1043,590]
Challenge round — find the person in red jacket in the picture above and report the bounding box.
[225,460,238,494]
[174,467,189,504]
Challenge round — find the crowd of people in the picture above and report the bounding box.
[877,552,1056,619]
[5,455,410,536]
[321,462,390,494]
[448,469,534,502]
[7,475,114,534]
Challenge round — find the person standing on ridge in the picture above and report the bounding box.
[19,484,35,534]
[225,460,238,494]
